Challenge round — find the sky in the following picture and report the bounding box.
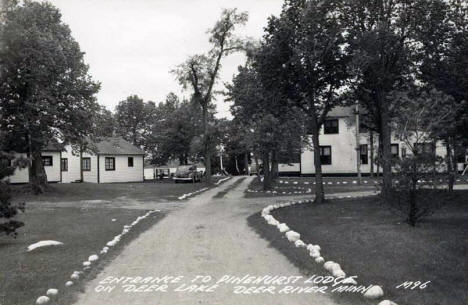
[45,0,283,119]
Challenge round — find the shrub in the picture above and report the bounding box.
[0,152,26,237]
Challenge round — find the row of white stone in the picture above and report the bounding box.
[177,176,231,200]
[35,209,160,305]
[178,187,209,200]
[278,178,467,185]
[279,180,376,185]
[260,199,397,305]
[247,188,313,195]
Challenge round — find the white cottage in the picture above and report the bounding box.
[7,137,145,183]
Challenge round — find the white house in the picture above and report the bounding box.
[279,106,462,176]
[7,137,145,183]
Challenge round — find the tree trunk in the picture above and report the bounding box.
[446,140,454,192]
[381,106,392,194]
[244,152,249,175]
[254,153,259,176]
[370,131,375,177]
[235,155,240,175]
[271,150,278,180]
[79,146,83,182]
[408,160,418,227]
[202,106,211,183]
[311,117,324,204]
[262,151,272,190]
[30,149,48,194]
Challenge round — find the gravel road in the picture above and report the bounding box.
[73,176,339,305]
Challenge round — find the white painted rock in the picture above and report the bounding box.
[36,296,50,304]
[46,288,58,296]
[307,244,321,252]
[309,250,320,258]
[285,231,300,242]
[71,273,79,280]
[27,240,63,252]
[277,223,289,233]
[65,281,73,287]
[111,219,116,222]
[88,254,99,262]
[332,269,346,278]
[330,263,341,272]
[364,285,384,299]
[378,300,398,305]
[323,261,336,271]
[342,277,358,285]
[315,256,325,263]
[294,240,306,248]
[83,261,91,267]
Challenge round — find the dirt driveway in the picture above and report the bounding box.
[72,176,339,305]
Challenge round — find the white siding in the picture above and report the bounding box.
[144,168,155,180]
[99,155,144,183]
[61,145,82,183]
[41,152,61,182]
[82,153,98,183]
[300,117,449,175]
[278,163,300,173]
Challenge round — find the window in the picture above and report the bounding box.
[415,143,435,156]
[61,158,68,172]
[360,145,368,165]
[128,157,134,167]
[42,156,53,166]
[401,147,407,158]
[105,157,115,171]
[391,144,399,158]
[319,146,332,165]
[82,157,91,171]
[324,119,339,134]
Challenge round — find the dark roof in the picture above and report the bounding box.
[94,137,145,155]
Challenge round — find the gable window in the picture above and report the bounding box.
[391,144,399,158]
[324,119,339,134]
[61,158,68,172]
[105,157,115,171]
[128,157,134,167]
[42,156,53,166]
[319,146,332,165]
[82,157,91,171]
[360,145,368,165]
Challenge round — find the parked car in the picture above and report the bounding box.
[173,164,203,183]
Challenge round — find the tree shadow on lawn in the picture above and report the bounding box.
[11,179,223,203]
[0,205,165,305]
[247,191,468,305]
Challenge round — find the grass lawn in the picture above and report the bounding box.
[0,205,165,305]
[245,176,378,198]
[12,176,226,203]
[248,190,468,305]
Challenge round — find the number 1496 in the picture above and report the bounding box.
[396,281,431,290]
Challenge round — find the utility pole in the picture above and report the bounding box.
[355,101,362,185]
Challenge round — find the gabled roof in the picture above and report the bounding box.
[94,137,145,155]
